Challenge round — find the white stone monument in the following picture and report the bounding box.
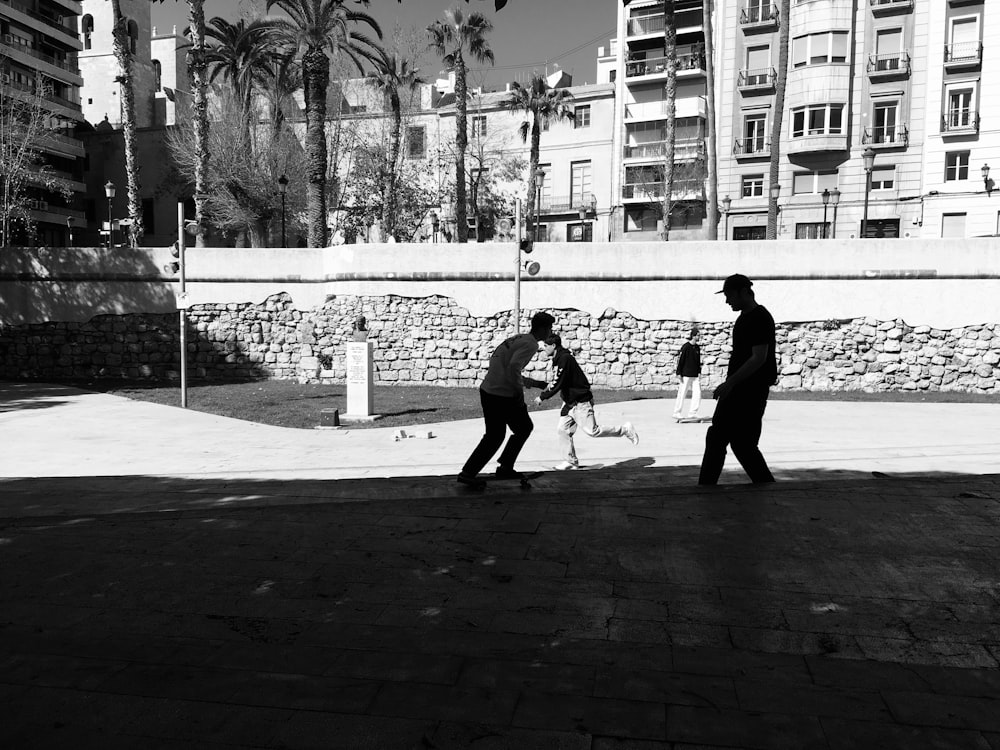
[343,340,380,422]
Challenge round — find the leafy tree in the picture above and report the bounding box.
[0,72,70,245]
[365,51,425,239]
[502,71,574,237]
[267,0,383,247]
[427,7,495,243]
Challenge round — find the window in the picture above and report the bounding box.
[405,126,426,159]
[574,105,591,129]
[538,164,551,207]
[745,45,771,83]
[872,101,898,143]
[870,165,895,190]
[571,161,592,207]
[471,115,486,138]
[625,206,659,232]
[127,19,139,55]
[791,105,844,137]
[796,223,828,239]
[945,151,969,181]
[82,15,94,50]
[152,60,161,92]
[742,174,764,197]
[946,87,975,127]
[792,171,838,194]
[941,213,967,238]
[142,198,155,235]
[742,112,767,152]
[792,31,849,68]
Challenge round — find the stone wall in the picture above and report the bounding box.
[1,293,998,393]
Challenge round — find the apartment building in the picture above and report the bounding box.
[715,0,998,240]
[1,0,85,246]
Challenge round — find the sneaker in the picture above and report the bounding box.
[494,466,524,480]
[553,461,579,471]
[456,473,486,489]
[623,422,639,446]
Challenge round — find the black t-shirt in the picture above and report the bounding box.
[729,305,777,390]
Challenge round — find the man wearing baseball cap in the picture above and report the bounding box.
[698,274,777,485]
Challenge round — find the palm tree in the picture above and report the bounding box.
[267,0,383,247]
[502,72,574,239]
[766,0,790,239]
[703,0,718,240]
[109,0,143,246]
[365,52,425,240]
[204,17,282,119]
[427,7,495,243]
[660,0,676,241]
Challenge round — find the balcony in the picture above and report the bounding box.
[870,0,913,15]
[0,35,81,77]
[538,193,596,214]
[624,137,705,161]
[737,67,776,93]
[623,179,703,201]
[941,110,980,135]
[944,41,982,69]
[862,124,909,148]
[626,14,665,38]
[625,46,705,79]
[733,138,770,160]
[785,134,848,155]
[740,4,778,32]
[2,0,80,46]
[867,52,910,80]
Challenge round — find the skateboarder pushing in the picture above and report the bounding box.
[458,311,555,488]
[534,334,638,470]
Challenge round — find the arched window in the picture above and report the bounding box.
[152,60,161,92]
[82,15,93,50]
[127,20,138,54]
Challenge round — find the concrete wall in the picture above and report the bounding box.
[1,239,999,392]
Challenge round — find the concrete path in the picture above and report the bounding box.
[2,381,999,749]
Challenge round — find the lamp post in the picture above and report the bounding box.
[277,174,288,246]
[720,194,731,240]
[769,183,781,238]
[429,211,439,242]
[983,164,992,196]
[829,188,841,239]
[66,216,74,247]
[533,166,545,243]
[861,146,876,238]
[104,180,116,248]
[821,188,830,239]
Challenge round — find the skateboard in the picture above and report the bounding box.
[675,416,711,423]
[550,463,605,471]
[458,471,544,490]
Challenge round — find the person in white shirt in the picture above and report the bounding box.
[457,311,555,488]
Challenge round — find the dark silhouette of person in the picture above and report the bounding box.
[458,311,555,488]
[351,316,368,342]
[699,274,777,485]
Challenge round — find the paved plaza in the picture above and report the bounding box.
[1,381,999,749]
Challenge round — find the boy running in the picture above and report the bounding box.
[534,334,638,470]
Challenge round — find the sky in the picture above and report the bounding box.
[151,0,617,91]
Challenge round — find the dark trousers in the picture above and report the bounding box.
[698,388,775,484]
[461,390,534,476]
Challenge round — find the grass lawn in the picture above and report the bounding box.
[64,378,998,431]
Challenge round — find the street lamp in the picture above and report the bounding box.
[821,188,830,239]
[533,166,545,243]
[277,174,288,246]
[104,180,116,248]
[982,164,992,197]
[861,146,876,238]
[829,188,841,239]
[769,183,781,238]
[429,211,439,242]
[66,216,74,247]
[720,194,732,240]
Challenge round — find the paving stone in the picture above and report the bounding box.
[512,692,666,739]
[428,721,592,749]
[665,704,828,749]
[368,683,519,724]
[821,716,993,750]
[458,657,596,694]
[270,712,435,750]
[882,690,1000,731]
[594,666,738,709]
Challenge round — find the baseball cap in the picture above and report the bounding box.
[716,274,753,294]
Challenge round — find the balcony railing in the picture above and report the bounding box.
[941,110,980,134]
[870,0,913,14]
[625,47,705,78]
[623,179,703,200]
[626,15,665,37]
[733,138,770,158]
[862,124,909,147]
[4,0,78,41]
[867,52,910,78]
[944,41,982,66]
[624,136,705,160]
[537,193,596,213]
[737,67,776,91]
[740,4,778,30]
[0,36,80,75]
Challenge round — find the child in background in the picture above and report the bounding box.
[673,328,702,421]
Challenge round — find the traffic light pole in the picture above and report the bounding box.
[177,202,188,409]
[514,198,522,334]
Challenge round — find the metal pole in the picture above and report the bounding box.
[822,203,828,239]
[861,171,871,238]
[107,198,113,248]
[534,186,541,243]
[281,192,286,247]
[177,202,188,409]
[514,198,522,334]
